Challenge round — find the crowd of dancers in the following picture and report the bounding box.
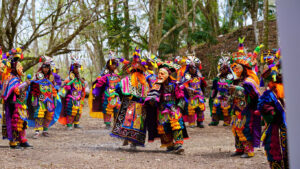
[0,37,288,168]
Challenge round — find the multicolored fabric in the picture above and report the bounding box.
[230,78,261,156]
[110,74,149,146]
[182,75,206,124]
[258,90,288,168]
[59,76,85,125]
[27,73,62,130]
[1,74,29,145]
[89,73,121,124]
[145,81,189,147]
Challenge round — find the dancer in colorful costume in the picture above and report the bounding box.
[229,38,262,158]
[145,54,158,88]
[180,54,207,128]
[209,55,233,126]
[145,61,189,154]
[1,48,32,148]
[110,47,149,148]
[28,56,62,138]
[89,53,121,129]
[60,57,85,130]
[257,49,289,168]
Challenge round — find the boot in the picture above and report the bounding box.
[20,142,33,148]
[166,146,175,152]
[174,145,184,154]
[42,131,50,137]
[32,131,40,139]
[240,153,253,158]
[208,121,219,126]
[74,124,82,129]
[197,121,204,128]
[231,151,244,157]
[10,144,21,149]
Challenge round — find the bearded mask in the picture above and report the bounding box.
[157,68,169,83]
[231,63,243,80]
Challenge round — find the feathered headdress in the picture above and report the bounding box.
[232,37,263,69]
[120,47,147,73]
[70,56,82,72]
[0,47,25,79]
[217,53,231,72]
[186,52,202,70]
[145,52,161,69]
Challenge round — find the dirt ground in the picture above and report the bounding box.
[0,101,268,169]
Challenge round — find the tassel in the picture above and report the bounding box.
[39,57,42,62]
[109,59,112,65]
[81,65,83,71]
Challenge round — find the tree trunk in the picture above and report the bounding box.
[31,0,39,57]
[263,0,269,49]
[248,0,259,45]
[251,13,259,45]
[148,0,159,55]
[123,0,130,59]
[104,0,112,47]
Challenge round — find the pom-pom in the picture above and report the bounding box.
[16,48,22,53]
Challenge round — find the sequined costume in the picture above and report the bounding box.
[60,57,85,129]
[180,54,207,128]
[229,38,262,158]
[1,48,32,148]
[209,56,233,126]
[89,61,121,127]
[28,62,61,138]
[257,49,289,168]
[110,47,149,146]
[145,62,189,153]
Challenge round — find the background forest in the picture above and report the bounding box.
[0,0,277,82]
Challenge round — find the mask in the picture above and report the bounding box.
[16,62,24,76]
[157,68,169,83]
[231,63,243,80]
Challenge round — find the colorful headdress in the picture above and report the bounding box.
[1,47,24,61]
[261,49,281,83]
[158,60,178,73]
[120,47,147,73]
[174,56,187,66]
[69,56,82,72]
[145,53,161,69]
[260,49,280,64]
[106,51,119,67]
[0,47,25,79]
[217,53,231,71]
[232,37,263,69]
